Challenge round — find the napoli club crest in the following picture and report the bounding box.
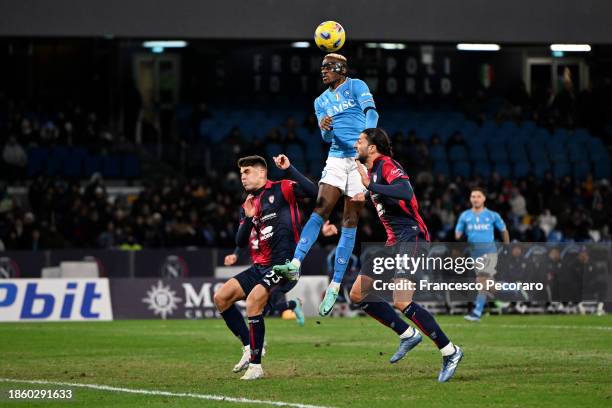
[268,195,275,204]
[343,89,350,98]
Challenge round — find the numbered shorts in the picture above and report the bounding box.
[234,264,297,296]
[319,156,367,198]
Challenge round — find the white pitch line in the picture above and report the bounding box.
[0,378,334,408]
[445,323,612,332]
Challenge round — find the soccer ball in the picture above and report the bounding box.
[314,21,346,52]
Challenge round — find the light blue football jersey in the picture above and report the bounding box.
[314,77,376,158]
[455,208,506,255]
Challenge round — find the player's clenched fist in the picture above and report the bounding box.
[273,154,291,170]
[224,254,237,266]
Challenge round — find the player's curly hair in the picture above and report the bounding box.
[237,155,267,170]
[363,128,393,157]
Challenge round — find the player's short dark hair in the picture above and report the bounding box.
[237,155,267,170]
[363,128,393,156]
[471,187,487,196]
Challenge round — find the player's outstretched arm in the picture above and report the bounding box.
[367,179,414,201]
[274,154,317,198]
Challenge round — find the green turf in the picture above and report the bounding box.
[1,315,611,407]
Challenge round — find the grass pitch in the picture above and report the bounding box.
[1,315,611,407]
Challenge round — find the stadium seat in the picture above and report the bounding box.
[512,161,530,178]
[532,128,550,145]
[122,154,141,178]
[264,143,283,159]
[520,120,537,133]
[286,144,305,162]
[452,161,471,178]
[83,155,103,177]
[448,145,468,162]
[553,128,570,144]
[309,161,324,178]
[567,143,588,163]
[468,143,488,162]
[305,142,324,162]
[102,155,121,178]
[45,146,69,176]
[573,162,591,180]
[430,145,447,162]
[594,160,611,179]
[588,139,609,161]
[546,141,567,163]
[26,147,47,177]
[493,162,511,178]
[488,143,509,163]
[432,161,450,176]
[473,162,491,177]
[552,162,571,178]
[63,147,86,178]
[533,161,551,179]
[571,128,592,144]
[507,142,528,163]
[526,142,547,163]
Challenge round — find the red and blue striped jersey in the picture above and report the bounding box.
[239,180,303,267]
[368,155,430,245]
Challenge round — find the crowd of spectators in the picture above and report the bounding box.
[1,148,610,251]
[0,98,136,181]
[1,84,611,251]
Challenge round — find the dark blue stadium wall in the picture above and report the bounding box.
[1,0,611,43]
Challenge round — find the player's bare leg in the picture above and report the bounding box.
[214,279,253,372]
[214,278,245,313]
[274,183,341,280]
[241,284,270,380]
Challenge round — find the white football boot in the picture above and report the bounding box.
[240,364,264,380]
[233,344,267,373]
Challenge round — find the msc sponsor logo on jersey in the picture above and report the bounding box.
[326,98,357,116]
[467,223,491,231]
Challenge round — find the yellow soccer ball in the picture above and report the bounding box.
[314,21,346,52]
